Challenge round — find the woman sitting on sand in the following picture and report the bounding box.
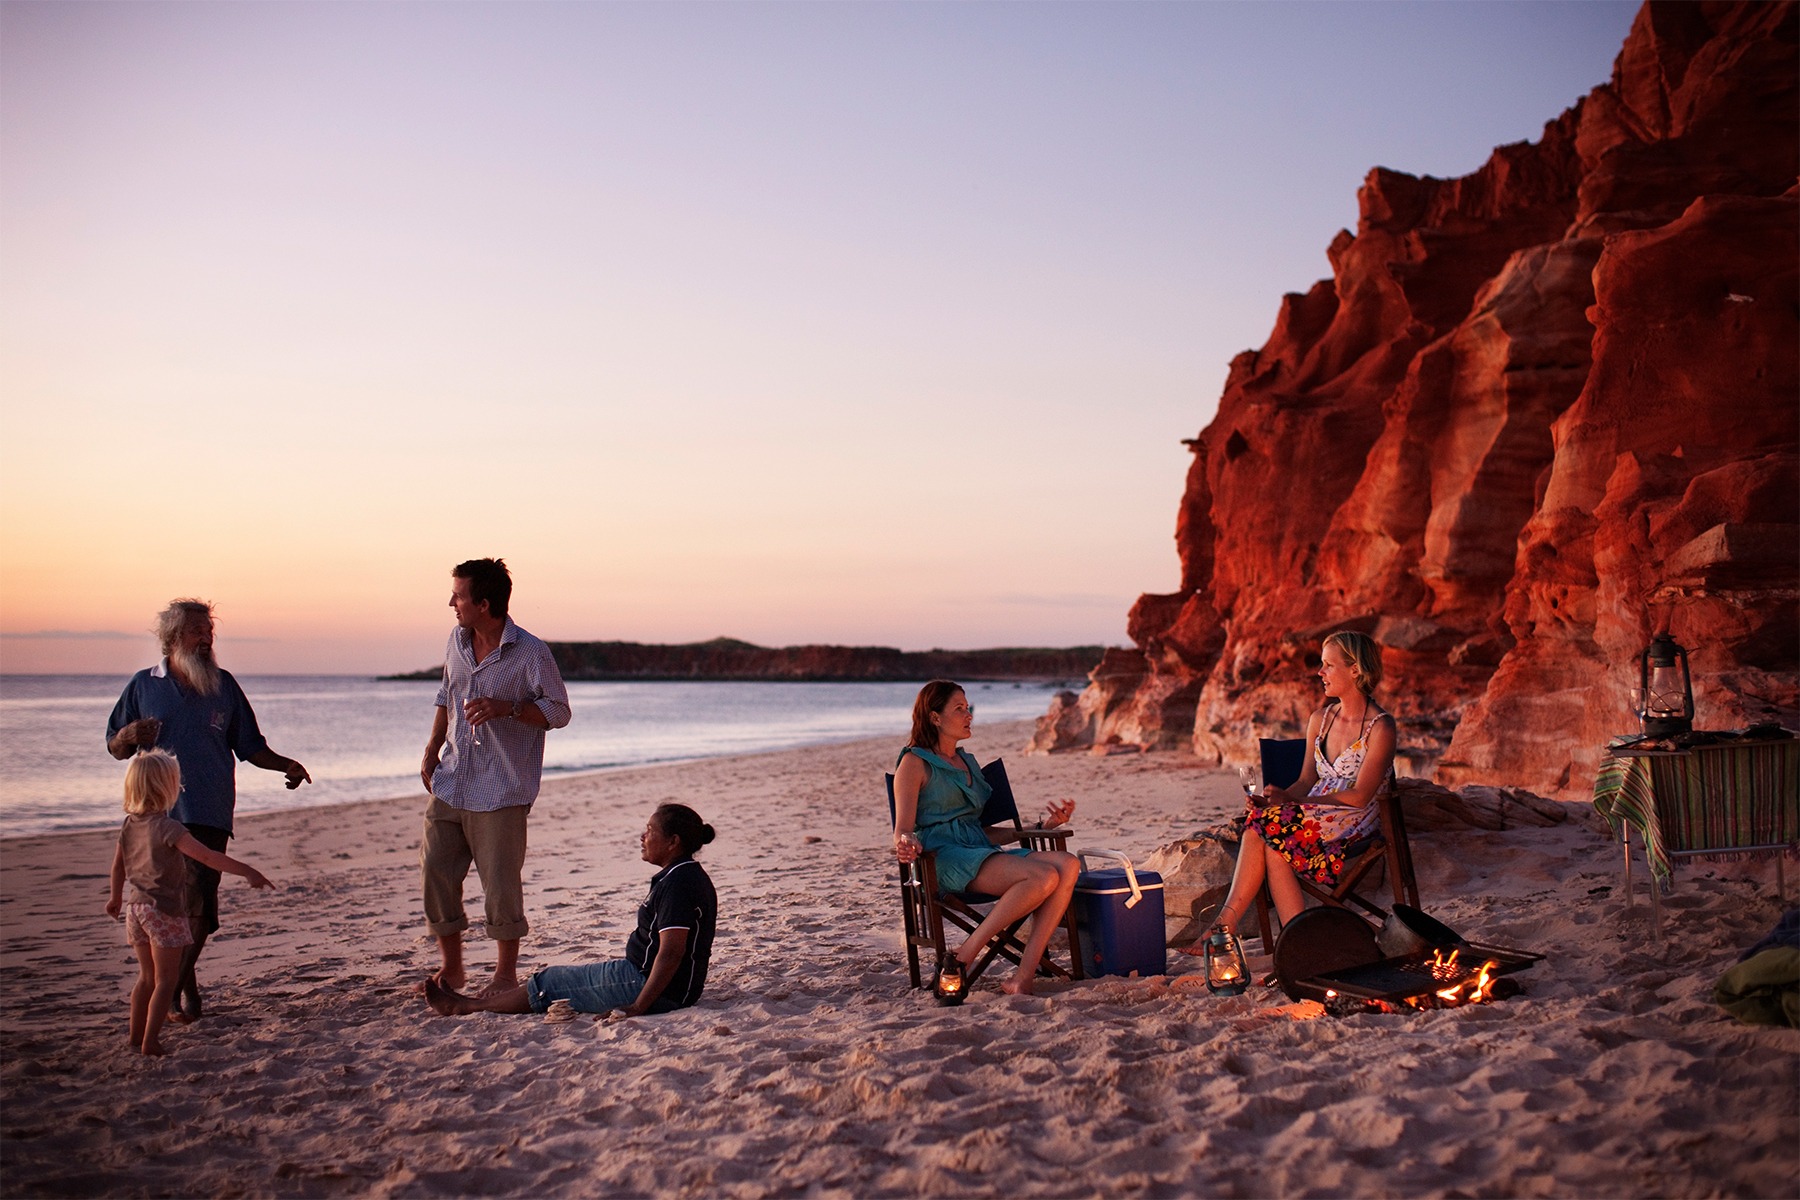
[891,679,1079,996]
[425,803,717,1020]
[1187,631,1398,945]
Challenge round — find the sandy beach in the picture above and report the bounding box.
[2,719,1794,1198]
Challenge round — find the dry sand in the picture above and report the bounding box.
[3,719,1795,1198]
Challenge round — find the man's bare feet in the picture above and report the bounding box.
[177,981,203,1021]
[410,964,464,993]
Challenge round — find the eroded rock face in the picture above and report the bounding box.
[1032,2,1799,797]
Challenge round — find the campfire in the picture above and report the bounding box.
[1272,905,1542,1016]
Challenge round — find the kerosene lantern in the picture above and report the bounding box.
[1636,632,1694,738]
[933,957,966,1007]
[1204,928,1250,996]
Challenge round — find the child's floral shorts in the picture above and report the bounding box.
[124,902,193,948]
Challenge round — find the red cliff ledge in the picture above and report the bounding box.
[1031,1,1799,798]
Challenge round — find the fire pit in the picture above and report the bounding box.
[1301,942,1544,1014]
[1273,905,1542,1014]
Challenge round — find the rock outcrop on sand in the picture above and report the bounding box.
[1032,1,1798,798]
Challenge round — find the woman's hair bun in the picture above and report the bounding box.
[651,803,715,854]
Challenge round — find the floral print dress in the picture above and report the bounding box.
[1245,704,1387,886]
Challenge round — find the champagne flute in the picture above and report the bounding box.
[466,687,484,747]
[1238,764,1262,798]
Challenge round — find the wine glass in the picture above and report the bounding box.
[1627,686,1646,733]
[1237,764,1262,797]
[466,688,484,747]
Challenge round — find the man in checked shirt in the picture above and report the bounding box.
[419,557,571,996]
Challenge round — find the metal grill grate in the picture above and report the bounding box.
[1298,942,1543,1004]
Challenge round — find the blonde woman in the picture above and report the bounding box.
[1188,631,1397,945]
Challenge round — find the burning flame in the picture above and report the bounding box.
[1429,957,1500,1006]
[1373,952,1506,1011]
[1323,949,1510,1015]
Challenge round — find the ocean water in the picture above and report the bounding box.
[0,676,1065,837]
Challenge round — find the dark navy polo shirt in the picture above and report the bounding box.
[106,660,270,833]
[626,857,718,1011]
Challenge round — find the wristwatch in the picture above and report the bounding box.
[510,699,525,719]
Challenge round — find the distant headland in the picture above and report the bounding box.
[383,637,1105,684]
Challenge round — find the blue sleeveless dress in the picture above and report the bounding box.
[905,746,1032,893]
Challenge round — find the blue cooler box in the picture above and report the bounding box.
[1072,852,1167,978]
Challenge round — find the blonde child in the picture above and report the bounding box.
[105,750,272,1056]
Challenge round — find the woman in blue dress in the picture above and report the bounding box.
[891,680,1078,995]
[1187,630,1398,947]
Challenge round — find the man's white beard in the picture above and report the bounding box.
[171,643,221,697]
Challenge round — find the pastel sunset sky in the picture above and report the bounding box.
[0,1,1637,675]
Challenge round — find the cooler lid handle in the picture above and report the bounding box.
[1077,848,1144,908]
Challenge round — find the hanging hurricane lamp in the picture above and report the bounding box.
[1204,928,1250,996]
[1637,632,1694,738]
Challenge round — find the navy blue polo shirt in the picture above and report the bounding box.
[626,857,718,1010]
[106,660,269,833]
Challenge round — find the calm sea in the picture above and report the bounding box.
[0,676,1064,838]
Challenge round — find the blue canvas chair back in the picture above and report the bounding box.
[885,755,1021,828]
[1259,738,1307,791]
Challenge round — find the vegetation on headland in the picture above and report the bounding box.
[383,637,1106,683]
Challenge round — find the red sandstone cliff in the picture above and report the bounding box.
[1032,1,1799,798]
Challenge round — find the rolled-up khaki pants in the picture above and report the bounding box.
[421,797,530,942]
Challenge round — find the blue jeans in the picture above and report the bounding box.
[526,959,662,1014]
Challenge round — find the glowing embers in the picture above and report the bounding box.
[1307,941,1540,1016]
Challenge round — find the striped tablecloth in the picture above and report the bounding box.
[1593,739,1800,885]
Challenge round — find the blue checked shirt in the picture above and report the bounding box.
[430,618,571,812]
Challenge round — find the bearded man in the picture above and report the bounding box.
[107,598,310,1020]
